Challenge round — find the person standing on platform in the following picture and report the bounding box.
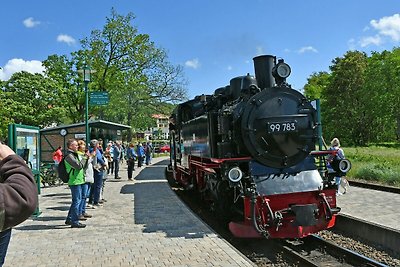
[64,139,90,228]
[88,139,106,207]
[136,143,145,168]
[104,142,113,175]
[327,137,346,196]
[126,143,137,180]
[52,146,63,166]
[76,140,94,220]
[0,143,38,266]
[113,141,122,179]
[145,141,153,165]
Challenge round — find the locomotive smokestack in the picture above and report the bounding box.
[253,55,275,90]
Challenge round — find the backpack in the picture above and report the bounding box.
[58,153,73,183]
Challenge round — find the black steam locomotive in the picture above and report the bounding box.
[168,55,344,238]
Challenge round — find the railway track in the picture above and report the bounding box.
[167,176,398,266]
[280,234,388,267]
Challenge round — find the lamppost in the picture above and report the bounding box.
[78,66,95,145]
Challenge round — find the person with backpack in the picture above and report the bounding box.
[0,142,38,265]
[64,138,91,228]
[327,138,346,196]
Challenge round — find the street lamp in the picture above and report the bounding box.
[78,66,95,145]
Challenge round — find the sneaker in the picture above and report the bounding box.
[101,199,107,202]
[83,213,92,218]
[65,220,71,225]
[115,176,122,179]
[71,223,86,228]
[93,203,103,207]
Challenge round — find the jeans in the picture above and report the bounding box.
[67,185,82,225]
[0,229,11,266]
[114,159,120,178]
[145,155,151,165]
[90,170,103,204]
[79,183,90,215]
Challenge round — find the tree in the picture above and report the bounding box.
[2,72,65,127]
[80,8,187,140]
[42,54,84,123]
[321,51,369,145]
[304,71,330,100]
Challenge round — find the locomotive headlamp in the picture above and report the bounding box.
[228,167,243,183]
[338,159,352,173]
[273,60,291,79]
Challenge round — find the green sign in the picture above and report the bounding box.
[90,92,109,105]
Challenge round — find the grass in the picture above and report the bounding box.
[344,145,400,187]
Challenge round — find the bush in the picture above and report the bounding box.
[344,145,400,187]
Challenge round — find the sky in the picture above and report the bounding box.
[1,0,399,99]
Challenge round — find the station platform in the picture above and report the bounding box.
[337,185,400,231]
[4,157,255,267]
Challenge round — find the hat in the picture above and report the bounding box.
[90,139,98,148]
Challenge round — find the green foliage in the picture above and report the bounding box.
[80,8,187,140]
[1,72,65,128]
[309,47,400,145]
[303,71,330,100]
[0,9,186,140]
[345,146,400,186]
[321,51,369,145]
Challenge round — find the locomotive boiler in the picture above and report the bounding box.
[168,55,344,239]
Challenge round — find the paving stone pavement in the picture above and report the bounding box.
[4,157,255,267]
[337,186,400,230]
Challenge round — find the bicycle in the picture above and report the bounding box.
[40,163,62,187]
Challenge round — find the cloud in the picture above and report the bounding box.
[185,58,200,69]
[358,13,400,48]
[360,35,383,47]
[0,58,45,81]
[297,46,318,54]
[347,38,357,50]
[57,34,76,46]
[227,65,232,71]
[23,17,41,28]
[370,13,400,41]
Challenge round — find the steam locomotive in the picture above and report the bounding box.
[167,55,349,239]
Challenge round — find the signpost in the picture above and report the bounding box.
[90,92,109,106]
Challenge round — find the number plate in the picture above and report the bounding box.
[267,121,297,133]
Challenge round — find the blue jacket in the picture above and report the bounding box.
[137,146,145,157]
[126,147,137,160]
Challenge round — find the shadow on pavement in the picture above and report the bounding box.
[42,192,70,198]
[14,224,69,231]
[46,206,70,211]
[32,216,66,222]
[120,165,213,239]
